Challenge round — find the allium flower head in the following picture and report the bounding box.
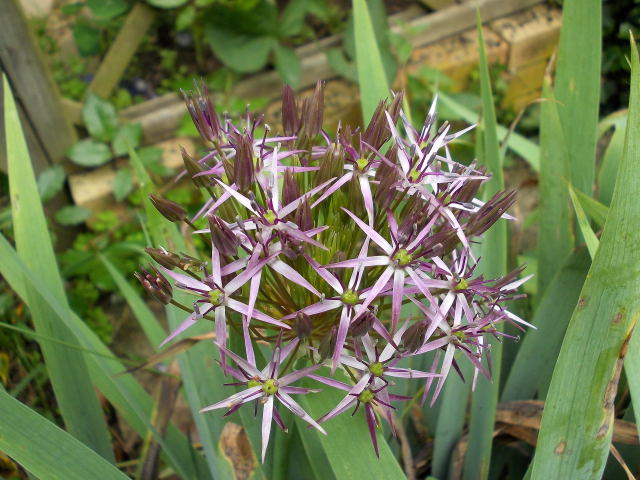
[139,80,532,459]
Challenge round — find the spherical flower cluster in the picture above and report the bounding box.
[137,80,532,460]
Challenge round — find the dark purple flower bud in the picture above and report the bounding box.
[181,147,209,188]
[234,135,255,192]
[318,327,337,361]
[145,247,181,269]
[181,79,221,143]
[208,215,238,256]
[401,321,427,352]
[294,312,313,339]
[294,198,313,232]
[149,194,187,223]
[349,311,375,337]
[466,190,517,237]
[363,92,404,150]
[282,85,300,136]
[135,267,172,304]
[301,81,325,139]
[282,170,301,206]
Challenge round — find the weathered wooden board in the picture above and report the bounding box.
[0,0,76,173]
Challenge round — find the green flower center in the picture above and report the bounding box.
[262,378,278,395]
[263,210,277,224]
[453,330,466,342]
[356,158,368,172]
[247,379,261,388]
[409,168,421,182]
[358,389,375,403]
[208,289,224,305]
[394,249,412,267]
[369,362,385,377]
[455,278,469,291]
[341,289,359,305]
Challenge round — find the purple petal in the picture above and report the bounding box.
[215,179,257,213]
[310,172,353,209]
[261,396,274,462]
[341,208,393,255]
[159,266,209,292]
[391,269,405,333]
[282,300,342,321]
[225,299,289,329]
[269,259,320,296]
[303,254,343,294]
[277,391,327,434]
[160,310,201,347]
[279,364,322,386]
[364,404,380,457]
[279,178,335,218]
[200,386,262,412]
[218,345,262,378]
[331,307,352,374]
[325,256,389,269]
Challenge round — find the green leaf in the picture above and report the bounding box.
[537,83,572,297]
[0,234,211,480]
[463,13,505,480]
[4,75,114,460]
[353,0,389,122]
[99,254,165,347]
[87,0,129,20]
[68,139,112,167]
[204,21,275,73]
[502,249,591,402]
[298,369,405,479]
[326,48,358,83]
[37,164,66,202]
[554,0,601,199]
[112,123,142,156]
[0,388,128,479]
[598,113,627,206]
[55,206,92,226]
[530,36,640,480]
[72,23,101,57]
[83,92,119,142]
[571,189,608,229]
[431,360,472,479]
[176,5,196,30]
[273,44,301,87]
[112,168,134,202]
[147,0,188,8]
[279,0,309,36]
[568,184,600,259]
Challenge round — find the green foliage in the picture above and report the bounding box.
[37,165,66,202]
[54,206,92,226]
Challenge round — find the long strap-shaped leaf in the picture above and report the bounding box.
[530,37,640,479]
[554,0,601,199]
[537,82,573,297]
[0,234,210,479]
[501,249,590,402]
[0,387,128,480]
[462,12,506,480]
[3,75,113,460]
[353,0,389,122]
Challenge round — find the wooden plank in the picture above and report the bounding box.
[0,0,77,173]
[89,3,156,99]
[490,3,562,69]
[407,27,509,92]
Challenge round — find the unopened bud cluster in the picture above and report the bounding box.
[136,80,531,460]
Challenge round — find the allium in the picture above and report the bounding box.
[139,80,532,458]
